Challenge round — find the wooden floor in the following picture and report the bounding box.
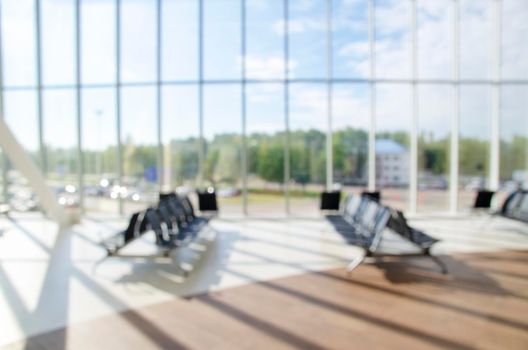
[3,250,528,350]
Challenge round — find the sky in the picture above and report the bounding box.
[0,0,527,151]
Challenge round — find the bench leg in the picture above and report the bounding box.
[346,251,366,273]
[429,255,448,274]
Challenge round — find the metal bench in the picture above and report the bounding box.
[101,193,210,257]
[328,194,446,274]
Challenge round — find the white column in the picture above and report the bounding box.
[283,0,290,214]
[449,0,460,214]
[241,0,248,214]
[489,0,502,191]
[409,0,418,214]
[368,0,376,192]
[326,0,333,190]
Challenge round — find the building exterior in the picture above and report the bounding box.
[375,139,409,187]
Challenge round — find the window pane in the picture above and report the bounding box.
[82,88,119,213]
[499,86,528,202]
[460,0,491,80]
[417,0,450,80]
[121,0,156,83]
[162,0,198,81]
[3,90,39,211]
[1,0,36,87]
[3,91,39,154]
[289,84,326,215]
[204,0,241,80]
[161,85,199,189]
[376,84,411,212]
[81,0,116,84]
[333,0,369,79]
[41,0,75,86]
[43,89,79,207]
[203,85,242,215]
[375,0,411,79]
[333,84,369,197]
[289,0,326,79]
[246,0,284,80]
[418,85,450,212]
[459,85,491,208]
[247,84,285,215]
[121,86,158,214]
[502,0,528,80]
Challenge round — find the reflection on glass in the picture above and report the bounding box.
[43,89,79,207]
[41,0,75,86]
[203,85,242,215]
[82,88,119,213]
[121,86,158,214]
[289,84,326,215]
[418,85,450,212]
[417,0,450,80]
[1,0,36,87]
[246,84,285,214]
[333,84,369,198]
[81,0,116,84]
[333,0,369,79]
[502,0,528,80]
[375,84,411,211]
[204,0,241,80]
[499,86,528,204]
[246,0,284,80]
[3,90,39,211]
[289,0,326,79]
[162,0,198,81]
[161,85,199,190]
[375,0,411,79]
[459,85,491,209]
[460,0,491,80]
[121,0,156,83]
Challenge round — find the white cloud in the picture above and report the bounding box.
[242,55,296,80]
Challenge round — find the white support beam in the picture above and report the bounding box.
[449,0,460,214]
[326,0,333,191]
[489,0,502,191]
[368,0,376,193]
[0,117,72,227]
[409,0,418,214]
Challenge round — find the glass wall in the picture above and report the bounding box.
[459,85,491,209]
[499,86,528,203]
[0,0,526,216]
[121,86,158,214]
[42,89,79,207]
[332,84,369,199]
[246,84,285,215]
[375,84,411,212]
[203,84,242,215]
[418,85,450,212]
[82,88,119,213]
[161,85,199,191]
[289,84,327,216]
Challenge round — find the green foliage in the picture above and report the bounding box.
[42,128,527,185]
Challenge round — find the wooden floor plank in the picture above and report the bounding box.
[3,250,528,350]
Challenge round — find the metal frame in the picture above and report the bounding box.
[326,0,333,191]
[449,0,460,214]
[35,0,46,175]
[410,0,418,214]
[75,0,83,212]
[0,0,523,217]
[367,0,376,193]
[116,0,123,215]
[283,0,290,214]
[241,0,248,214]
